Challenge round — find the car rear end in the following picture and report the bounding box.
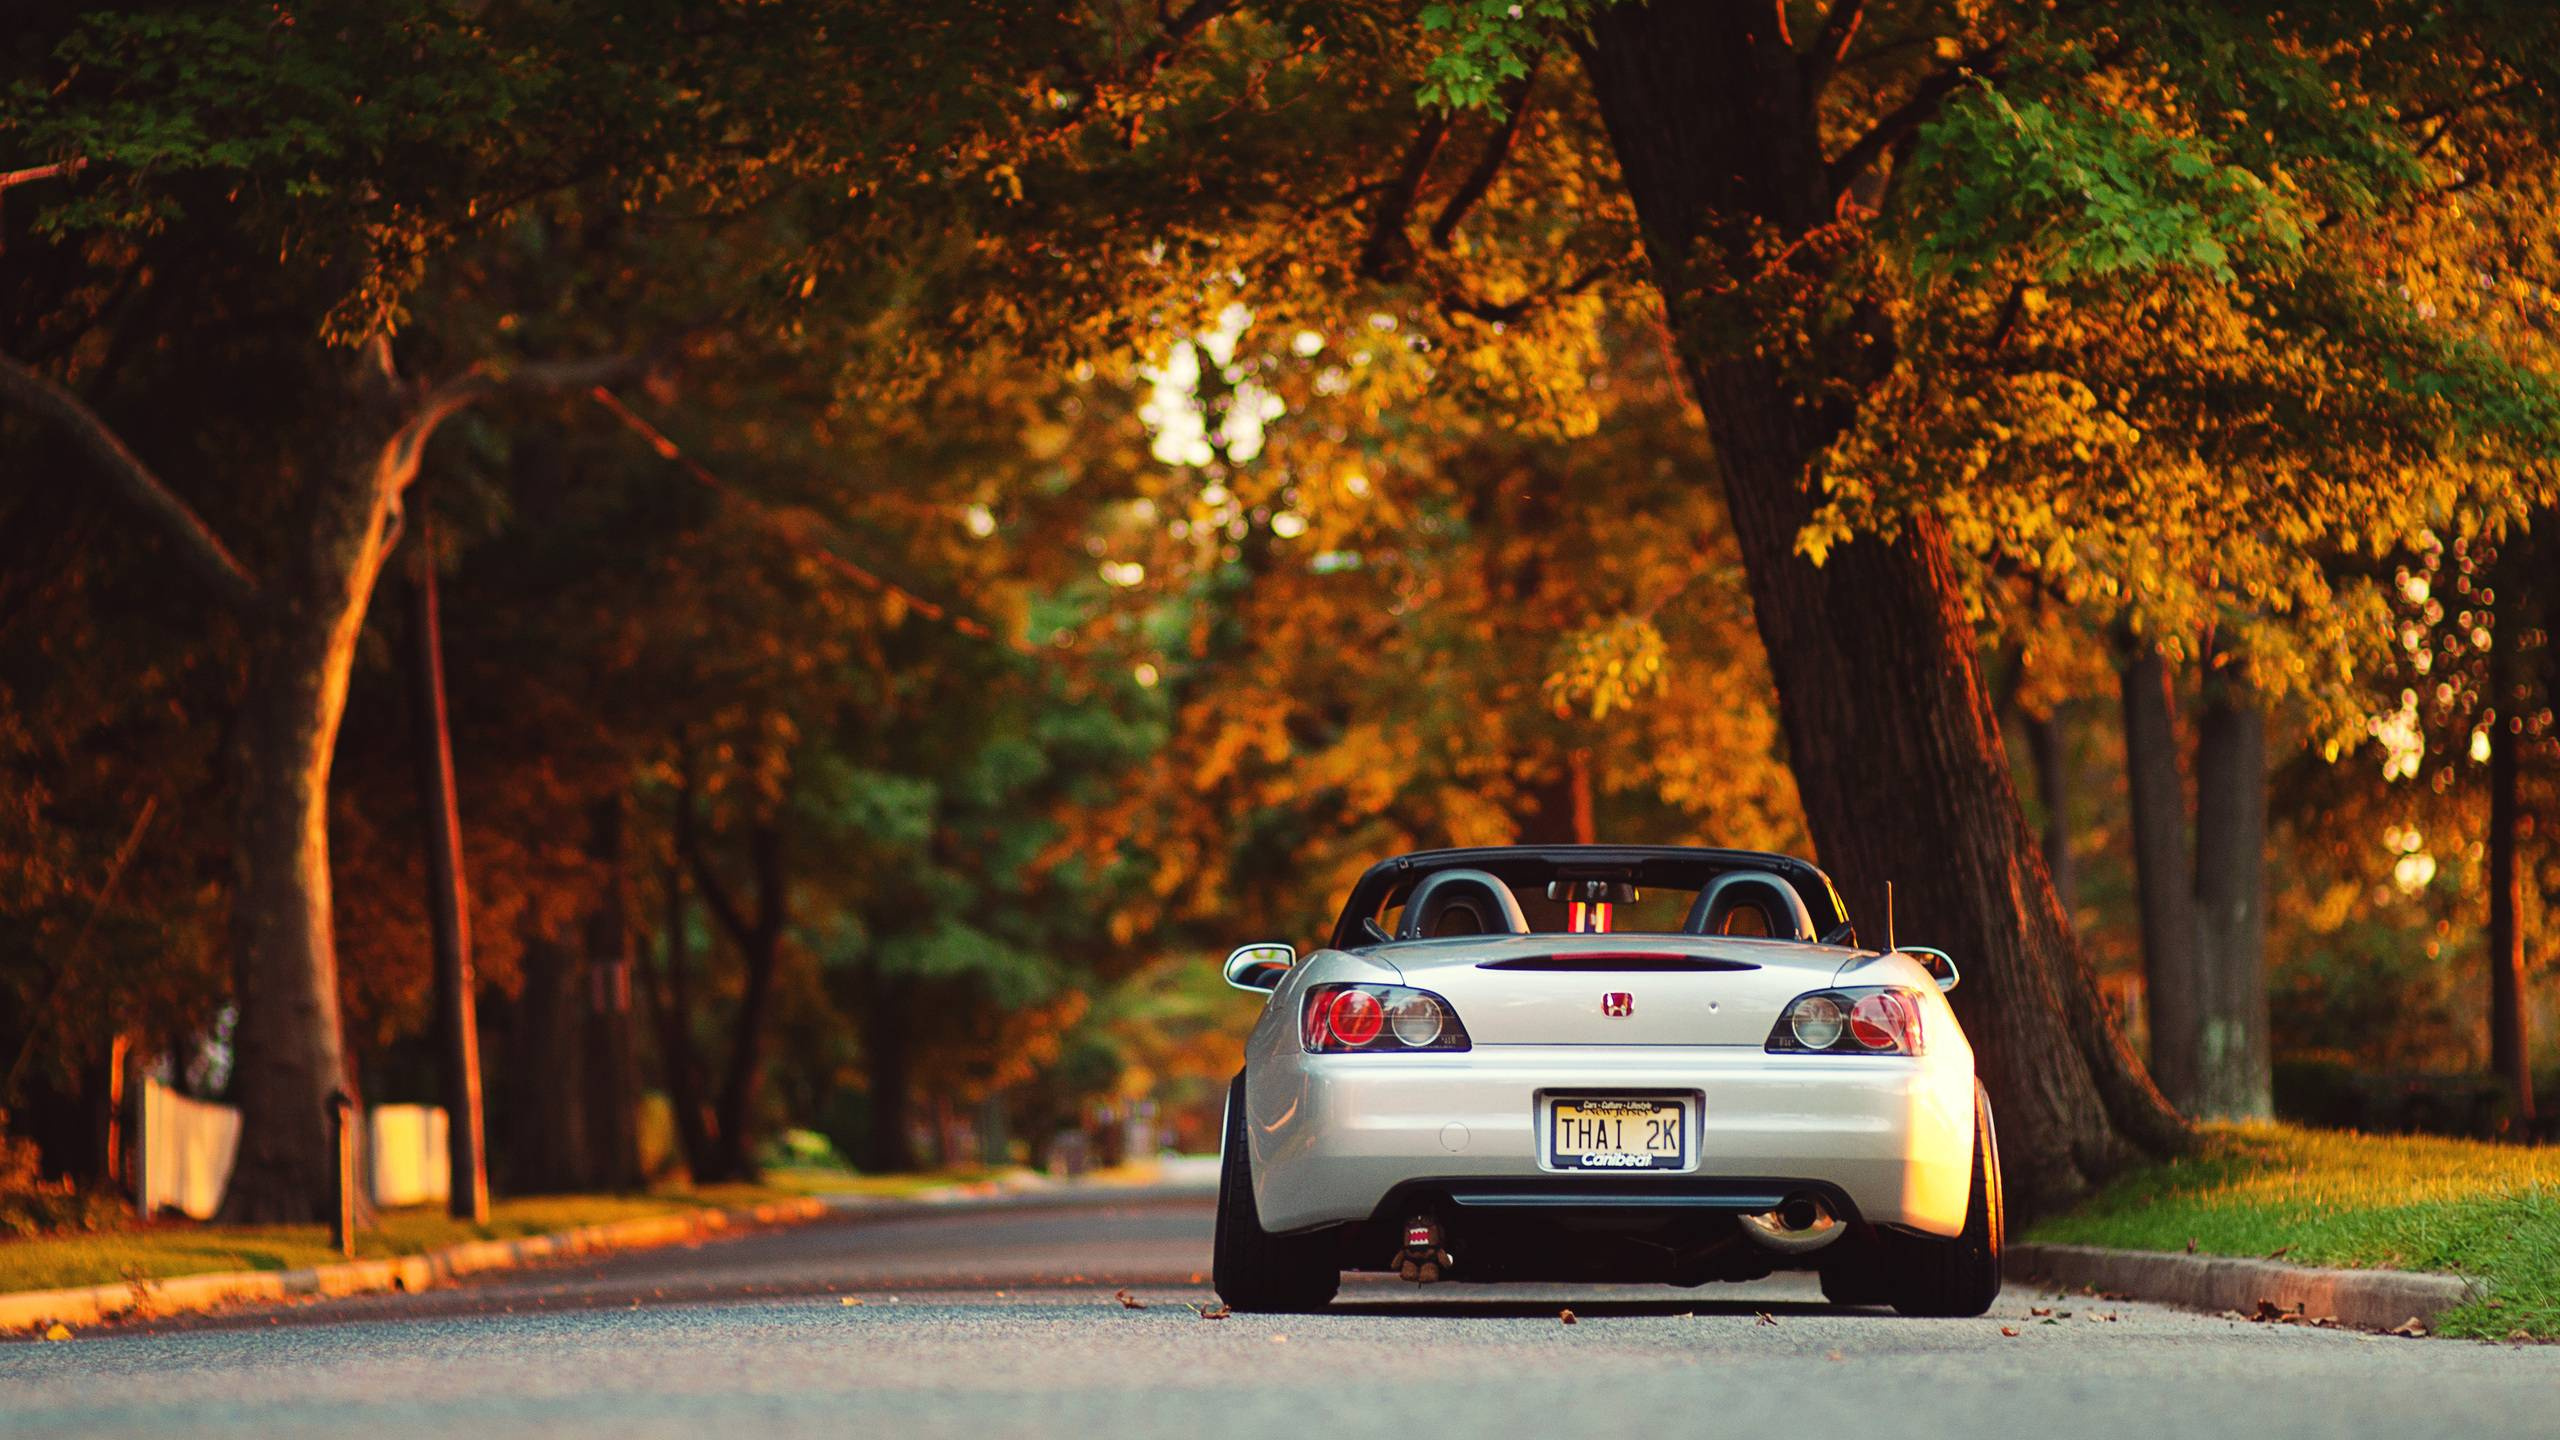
[1239,934,1976,1285]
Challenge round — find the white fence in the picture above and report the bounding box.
[134,1080,450,1217]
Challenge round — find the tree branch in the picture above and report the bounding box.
[0,158,88,192]
[384,349,657,500]
[1439,258,1616,325]
[1428,61,1540,251]
[682,825,758,952]
[1801,0,1868,95]
[1356,115,1451,280]
[1130,0,1239,83]
[0,350,262,612]
[1825,42,2006,203]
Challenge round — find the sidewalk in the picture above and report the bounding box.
[3,1163,1219,1338]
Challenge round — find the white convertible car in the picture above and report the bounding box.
[1212,845,2002,1316]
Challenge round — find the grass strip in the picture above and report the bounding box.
[2029,1122,2558,1341]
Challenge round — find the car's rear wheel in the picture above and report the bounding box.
[1885,1082,2004,1317]
[1212,1073,1340,1313]
[1817,1257,1894,1307]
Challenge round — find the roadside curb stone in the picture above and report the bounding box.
[0,1173,1080,1336]
[2006,1241,2486,1332]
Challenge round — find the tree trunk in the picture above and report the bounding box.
[858,973,918,1173]
[1579,3,2186,1218]
[404,516,489,1220]
[706,821,785,1182]
[503,933,589,1192]
[217,432,402,1221]
[638,862,720,1184]
[1513,747,1597,845]
[2117,641,2202,1110]
[2488,563,2535,1122]
[582,797,642,1189]
[2020,707,2078,920]
[642,764,721,1182]
[2191,669,2271,1119]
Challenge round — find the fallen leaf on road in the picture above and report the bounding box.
[1754,1311,1777,1326]
[1270,1334,1288,1344]
[840,1298,863,1307]
[1115,1289,1148,1310]
[1824,1350,1845,1363]
[2389,1317,2428,1338]
[42,1323,72,1342]
[1194,1303,1231,1320]
[2029,1306,2052,1317]
[1999,1326,2020,1337]
[1559,1309,1577,1325]
[1189,1273,1204,1284]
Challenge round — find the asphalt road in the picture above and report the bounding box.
[3,1188,2553,1440]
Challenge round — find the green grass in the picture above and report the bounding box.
[0,1167,1032,1297]
[2030,1123,2560,1340]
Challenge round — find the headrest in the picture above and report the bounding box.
[1396,868,1531,941]
[1681,869,1817,942]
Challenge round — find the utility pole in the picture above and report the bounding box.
[406,513,490,1221]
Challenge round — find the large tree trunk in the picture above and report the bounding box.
[1579,2,2186,1217]
[2117,642,2202,1109]
[217,418,403,1222]
[2487,558,2535,1122]
[2191,669,2271,1119]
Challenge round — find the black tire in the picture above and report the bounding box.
[1886,1082,2005,1318]
[1212,1073,1340,1313]
[1817,1259,1894,1308]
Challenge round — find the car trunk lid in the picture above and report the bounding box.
[1378,933,1854,1046]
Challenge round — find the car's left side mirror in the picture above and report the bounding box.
[1902,946,1960,993]
[1223,942,1296,992]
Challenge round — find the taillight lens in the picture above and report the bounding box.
[1302,984,1470,1053]
[1767,987,1927,1056]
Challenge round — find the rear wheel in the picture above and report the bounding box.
[1886,1082,2005,1318]
[1212,1073,1339,1313]
[1817,1258,1893,1307]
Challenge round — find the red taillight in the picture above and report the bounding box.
[1300,984,1471,1053]
[1766,986,1927,1055]
[1849,991,1919,1052]
[1326,988,1385,1047]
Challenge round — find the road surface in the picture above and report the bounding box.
[3,1187,2552,1439]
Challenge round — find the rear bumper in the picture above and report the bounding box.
[1243,1044,1973,1237]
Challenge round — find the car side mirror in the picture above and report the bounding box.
[1902,946,1959,993]
[1223,942,1296,992]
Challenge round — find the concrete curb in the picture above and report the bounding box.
[1,1172,1075,1336]
[2007,1241,2487,1332]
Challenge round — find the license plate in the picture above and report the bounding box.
[1544,1096,1688,1171]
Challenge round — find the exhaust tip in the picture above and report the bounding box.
[1738,1193,1845,1255]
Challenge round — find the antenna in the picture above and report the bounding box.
[1884,881,1897,955]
